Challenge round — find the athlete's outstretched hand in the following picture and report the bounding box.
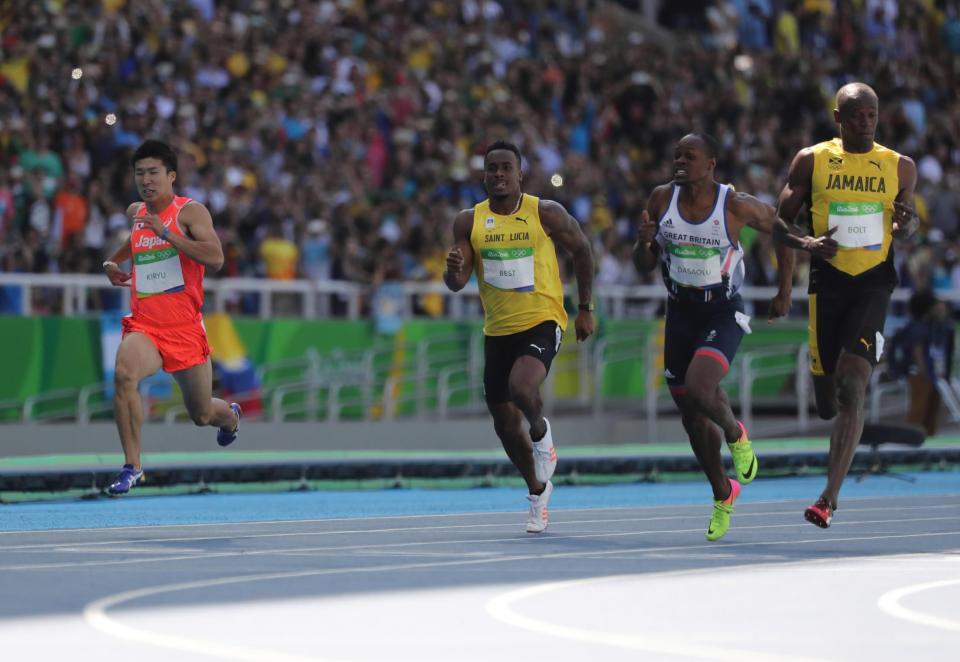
[804,226,838,259]
[636,209,658,245]
[767,290,791,323]
[575,310,595,343]
[892,200,918,239]
[445,246,463,276]
[104,263,132,287]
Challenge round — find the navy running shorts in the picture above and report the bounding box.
[664,294,748,391]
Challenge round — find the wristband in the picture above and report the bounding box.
[160,226,170,242]
[578,302,594,312]
[102,260,119,270]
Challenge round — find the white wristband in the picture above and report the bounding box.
[102,260,119,270]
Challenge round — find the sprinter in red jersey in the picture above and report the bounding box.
[101,140,241,494]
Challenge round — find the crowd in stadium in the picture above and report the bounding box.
[2,0,959,315]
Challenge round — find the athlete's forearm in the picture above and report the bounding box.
[166,234,224,271]
[632,242,658,273]
[771,219,813,252]
[571,244,594,305]
[107,242,132,265]
[443,270,469,292]
[774,241,794,295]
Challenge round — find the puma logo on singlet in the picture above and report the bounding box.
[859,337,873,352]
[530,344,545,354]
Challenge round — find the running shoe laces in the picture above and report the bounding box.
[107,464,143,495]
[217,402,242,447]
[728,420,758,484]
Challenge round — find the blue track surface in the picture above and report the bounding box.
[2,472,958,532]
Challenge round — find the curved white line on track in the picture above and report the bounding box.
[82,534,960,659]
[486,574,828,662]
[877,577,960,632]
[83,555,529,661]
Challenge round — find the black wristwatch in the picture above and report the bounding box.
[578,302,594,312]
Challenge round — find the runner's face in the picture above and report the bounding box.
[673,138,714,184]
[837,97,878,144]
[134,157,176,202]
[484,150,521,200]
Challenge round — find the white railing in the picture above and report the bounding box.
[0,272,932,320]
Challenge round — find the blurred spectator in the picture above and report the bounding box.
[895,291,955,436]
[0,0,955,317]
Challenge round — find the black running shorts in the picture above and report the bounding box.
[808,287,891,376]
[484,320,563,404]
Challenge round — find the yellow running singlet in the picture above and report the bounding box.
[471,194,568,336]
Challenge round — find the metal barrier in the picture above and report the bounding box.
[2,271,930,321]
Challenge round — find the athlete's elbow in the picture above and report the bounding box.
[208,256,224,272]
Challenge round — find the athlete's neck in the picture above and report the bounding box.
[145,193,174,214]
[489,193,523,216]
[840,135,874,154]
[678,179,716,206]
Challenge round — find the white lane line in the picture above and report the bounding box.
[486,577,828,662]
[84,544,958,661]
[877,578,960,632]
[6,493,958,536]
[83,554,536,661]
[3,504,958,552]
[4,517,958,571]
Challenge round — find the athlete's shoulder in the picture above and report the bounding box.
[536,197,568,216]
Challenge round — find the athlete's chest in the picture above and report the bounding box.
[476,214,535,245]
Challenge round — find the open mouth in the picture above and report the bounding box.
[674,169,688,178]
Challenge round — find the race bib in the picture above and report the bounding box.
[828,201,884,249]
[482,247,535,291]
[135,245,185,298]
[667,243,723,287]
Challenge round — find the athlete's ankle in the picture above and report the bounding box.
[530,418,547,442]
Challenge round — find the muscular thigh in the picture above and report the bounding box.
[115,332,163,383]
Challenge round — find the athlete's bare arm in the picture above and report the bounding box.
[633,184,671,273]
[540,199,595,342]
[729,192,795,321]
[102,203,143,287]
[143,202,225,271]
[774,149,838,259]
[893,155,919,239]
[443,209,475,292]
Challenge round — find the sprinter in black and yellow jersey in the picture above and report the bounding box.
[774,82,919,528]
[444,141,595,533]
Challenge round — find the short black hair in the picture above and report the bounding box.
[132,140,178,173]
[484,140,522,167]
[685,132,720,160]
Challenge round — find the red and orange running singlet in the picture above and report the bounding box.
[129,196,206,327]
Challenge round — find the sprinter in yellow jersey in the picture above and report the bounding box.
[774,83,919,528]
[444,141,595,533]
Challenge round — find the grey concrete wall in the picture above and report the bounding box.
[0,416,675,457]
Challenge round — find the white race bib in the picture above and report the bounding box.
[482,247,535,291]
[666,243,723,288]
[828,201,884,249]
[135,245,185,298]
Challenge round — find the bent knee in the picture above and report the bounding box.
[113,365,139,391]
[190,411,214,427]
